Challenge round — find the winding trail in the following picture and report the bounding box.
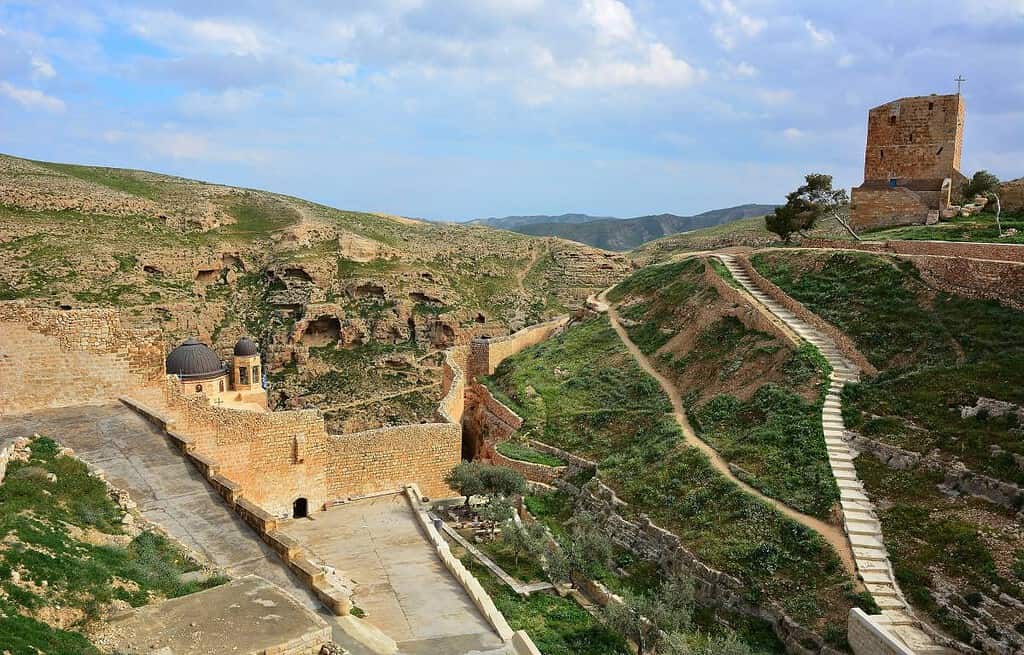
[593,288,858,578]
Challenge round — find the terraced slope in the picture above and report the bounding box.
[753,249,1024,653]
[604,258,839,520]
[484,314,869,646]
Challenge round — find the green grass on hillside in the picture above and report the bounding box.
[860,212,1024,245]
[36,162,162,200]
[0,438,225,653]
[459,554,629,655]
[856,457,1021,644]
[752,250,1024,644]
[752,250,1024,484]
[485,316,858,632]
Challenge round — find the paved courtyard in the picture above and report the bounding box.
[281,493,506,654]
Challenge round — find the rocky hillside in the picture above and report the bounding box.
[0,154,630,430]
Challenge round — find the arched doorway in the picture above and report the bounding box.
[292,497,308,518]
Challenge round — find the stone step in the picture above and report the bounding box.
[842,499,877,514]
[860,570,896,585]
[841,489,870,503]
[853,547,890,563]
[846,519,882,535]
[874,596,908,610]
[849,532,886,549]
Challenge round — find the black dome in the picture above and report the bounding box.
[233,337,259,356]
[166,338,226,380]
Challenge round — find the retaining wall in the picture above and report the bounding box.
[736,256,878,375]
[0,302,165,415]
[564,477,847,655]
[802,237,1024,264]
[848,609,915,655]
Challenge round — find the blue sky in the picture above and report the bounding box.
[1,1,1021,221]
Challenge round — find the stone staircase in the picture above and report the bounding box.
[716,255,950,654]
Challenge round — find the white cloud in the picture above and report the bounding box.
[783,127,803,140]
[581,0,637,42]
[0,81,64,112]
[550,42,703,89]
[805,20,834,47]
[179,88,263,117]
[30,56,55,79]
[703,0,765,50]
[726,61,758,78]
[129,11,270,56]
[757,88,793,105]
[837,53,855,68]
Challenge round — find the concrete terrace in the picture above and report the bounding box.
[280,493,509,655]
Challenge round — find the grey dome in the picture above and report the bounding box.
[166,338,226,380]
[233,337,259,356]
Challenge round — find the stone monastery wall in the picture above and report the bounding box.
[849,185,935,230]
[0,302,164,415]
[471,316,570,377]
[0,302,570,516]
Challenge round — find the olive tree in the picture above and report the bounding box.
[766,173,857,242]
[444,462,527,506]
[602,572,695,655]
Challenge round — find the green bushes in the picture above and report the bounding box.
[692,382,838,518]
[0,438,225,652]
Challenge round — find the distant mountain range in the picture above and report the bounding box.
[470,204,777,251]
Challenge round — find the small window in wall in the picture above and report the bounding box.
[889,178,898,188]
[293,498,308,519]
[889,115,897,126]
[195,384,203,393]
[936,146,944,155]
[929,102,934,110]
[293,434,306,464]
[879,149,884,161]
[239,366,249,385]
[219,380,225,393]
[253,365,261,383]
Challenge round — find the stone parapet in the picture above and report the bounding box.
[802,238,1024,264]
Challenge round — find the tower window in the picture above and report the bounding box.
[239,367,249,385]
[879,149,884,161]
[928,102,934,110]
[889,115,897,125]
[936,146,944,155]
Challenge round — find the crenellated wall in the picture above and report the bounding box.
[470,316,571,377]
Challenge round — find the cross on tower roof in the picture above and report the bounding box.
[955,74,966,95]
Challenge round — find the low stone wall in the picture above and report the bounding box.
[564,477,845,655]
[912,254,1024,311]
[405,485,542,654]
[529,439,596,472]
[440,345,470,423]
[848,609,915,655]
[0,438,26,486]
[0,302,165,415]
[737,256,878,376]
[803,237,1024,264]
[490,449,565,485]
[703,259,797,344]
[847,431,1024,512]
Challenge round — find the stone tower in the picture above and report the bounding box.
[862,93,964,183]
[850,93,967,231]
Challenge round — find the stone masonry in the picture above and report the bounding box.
[851,94,967,231]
